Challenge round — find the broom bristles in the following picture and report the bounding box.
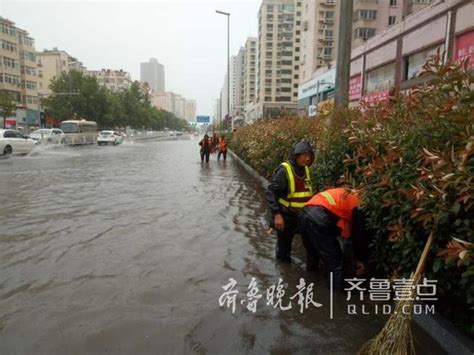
[358,231,435,355]
[358,298,416,355]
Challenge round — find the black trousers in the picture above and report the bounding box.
[200,151,210,163]
[275,213,319,270]
[217,150,227,161]
[299,206,351,291]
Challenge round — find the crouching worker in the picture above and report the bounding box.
[265,141,318,268]
[298,188,369,291]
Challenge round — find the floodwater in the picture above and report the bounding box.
[0,137,441,354]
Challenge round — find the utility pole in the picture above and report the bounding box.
[334,0,353,109]
[216,10,230,132]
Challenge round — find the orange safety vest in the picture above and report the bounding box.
[305,188,359,239]
[219,139,228,152]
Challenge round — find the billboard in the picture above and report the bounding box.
[196,115,210,123]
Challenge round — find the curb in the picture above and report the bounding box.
[413,310,474,354]
[228,149,269,189]
[229,147,474,354]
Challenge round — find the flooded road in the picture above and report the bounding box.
[0,138,436,354]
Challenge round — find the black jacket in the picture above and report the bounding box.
[265,160,307,217]
[302,205,370,265]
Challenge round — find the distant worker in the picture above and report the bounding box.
[217,135,228,161]
[211,132,219,153]
[265,141,317,267]
[298,188,369,291]
[199,134,211,163]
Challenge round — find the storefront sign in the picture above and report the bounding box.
[361,90,390,104]
[454,31,474,69]
[349,75,362,101]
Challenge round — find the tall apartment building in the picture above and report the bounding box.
[87,69,132,92]
[0,17,39,129]
[37,48,85,96]
[299,0,434,84]
[185,100,196,122]
[299,0,339,84]
[227,48,246,117]
[234,47,245,115]
[257,0,302,116]
[214,97,222,124]
[140,58,165,93]
[220,73,229,119]
[243,37,257,107]
[152,91,196,121]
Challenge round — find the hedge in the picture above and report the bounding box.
[230,56,474,336]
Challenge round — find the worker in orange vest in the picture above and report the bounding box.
[217,135,228,161]
[198,134,212,163]
[265,141,318,267]
[298,188,369,291]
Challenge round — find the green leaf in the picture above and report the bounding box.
[432,258,444,273]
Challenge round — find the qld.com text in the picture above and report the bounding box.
[347,304,435,315]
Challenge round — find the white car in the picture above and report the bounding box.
[97,131,123,145]
[29,128,65,144]
[0,129,37,156]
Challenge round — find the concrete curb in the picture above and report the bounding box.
[229,147,474,354]
[413,309,474,354]
[228,149,270,189]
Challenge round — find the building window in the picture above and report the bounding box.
[1,40,17,52]
[354,28,376,40]
[2,56,19,70]
[390,0,397,6]
[366,62,395,93]
[325,29,334,40]
[405,45,444,80]
[357,10,377,20]
[267,4,273,12]
[0,23,17,36]
[388,16,396,26]
[323,47,333,58]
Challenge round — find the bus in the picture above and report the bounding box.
[60,120,98,145]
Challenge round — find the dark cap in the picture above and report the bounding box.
[294,141,314,156]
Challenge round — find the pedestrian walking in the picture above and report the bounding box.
[217,135,228,161]
[298,188,369,291]
[199,134,211,163]
[265,141,317,267]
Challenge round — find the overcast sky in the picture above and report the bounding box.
[1,0,261,117]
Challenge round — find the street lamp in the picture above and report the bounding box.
[215,9,230,132]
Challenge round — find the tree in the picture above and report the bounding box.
[0,91,17,129]
[43,70,109,127]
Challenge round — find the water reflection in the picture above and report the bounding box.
[0,139,439,354]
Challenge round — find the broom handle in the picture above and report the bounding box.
[412,231,435,280]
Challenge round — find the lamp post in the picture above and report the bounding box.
[215,9,230,132]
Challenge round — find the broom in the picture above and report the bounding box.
[358,231,435,355]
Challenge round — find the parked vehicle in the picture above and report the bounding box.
[60,120,98,145]
[29,128,65,144]
[97,131,123,145]
[0,129,36,156]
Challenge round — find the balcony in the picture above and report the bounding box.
[320,0,336,6]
